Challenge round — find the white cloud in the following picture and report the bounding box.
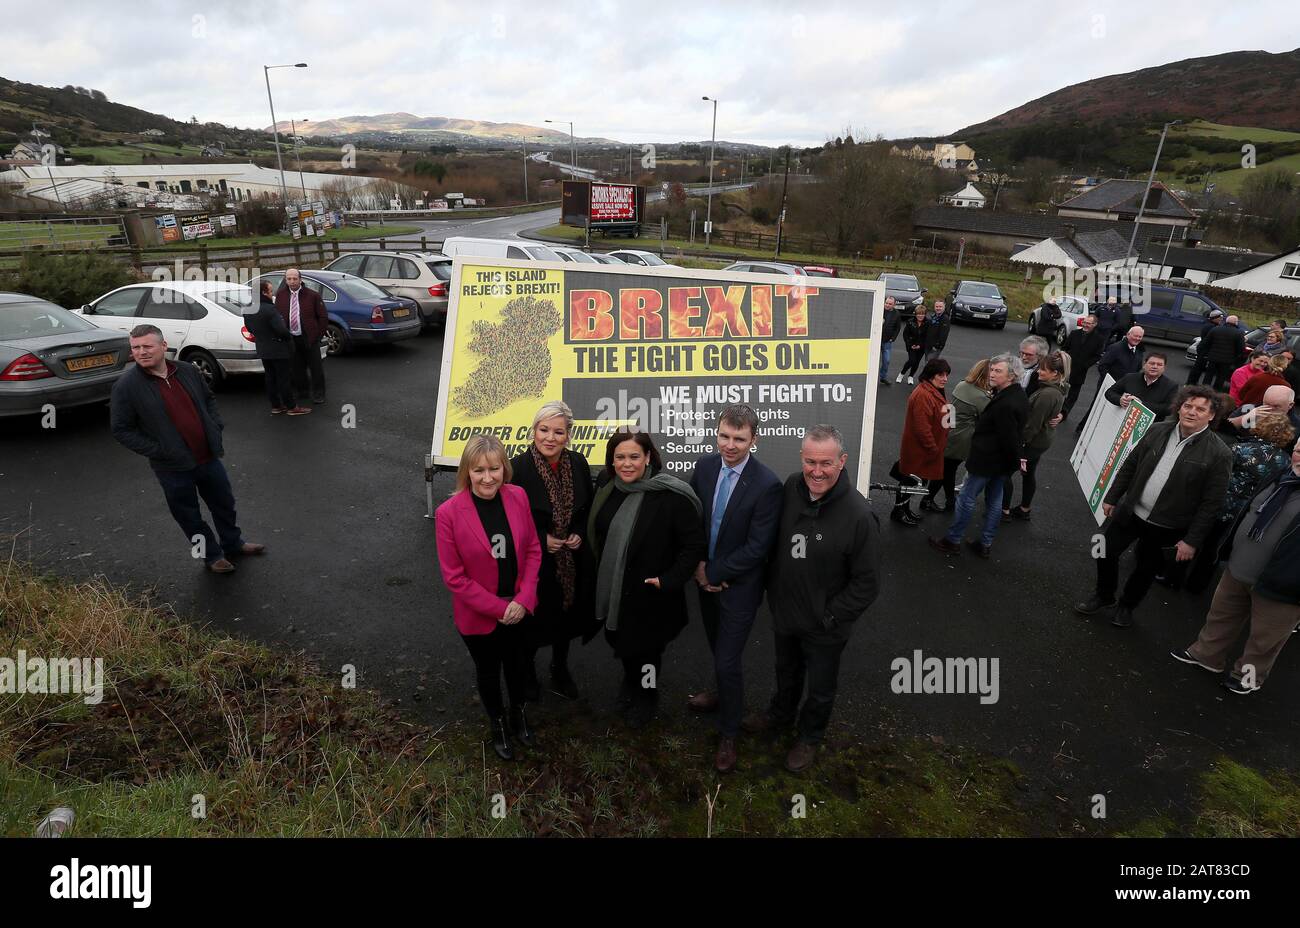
[0,0,1294,146]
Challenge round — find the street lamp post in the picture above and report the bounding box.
[1125,119,1181,264]
[546,119,576,174]
[263,62,307,213]
[702,95,718,246]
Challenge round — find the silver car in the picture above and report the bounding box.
[0,292,131,418]
[324,250,450,329]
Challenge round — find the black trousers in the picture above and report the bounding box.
[1186,356,1210,386]
[700,591,760,737]
[1062,366,1092,416]
[262,357,295,409]
[1003,448,1044,509]
[291,334,326,401]
[1207,361,1235,393]
[899,346,925,377]
[154,459,243,564]
[460,623,529,720]
[769,628,849,744]
[935,456,962,506]
[1095,514,1184,608]
[620,654,662,702]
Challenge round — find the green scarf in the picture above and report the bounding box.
[588,472,702,632]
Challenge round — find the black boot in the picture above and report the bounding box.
[508,705,537,749]
[550,661,580,700]
[489,716,514,761]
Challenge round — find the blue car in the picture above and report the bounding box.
[247,269,422,356]
[1093,283,1226,346]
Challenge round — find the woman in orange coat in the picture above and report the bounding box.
[891,357,951,525]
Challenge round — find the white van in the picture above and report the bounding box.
[440,237,562,262]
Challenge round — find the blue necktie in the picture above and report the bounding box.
[709,468,735,559]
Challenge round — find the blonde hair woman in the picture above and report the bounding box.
[435,434,541,760]
[509,400,597,701]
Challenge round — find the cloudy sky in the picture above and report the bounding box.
[1,0,1295,147]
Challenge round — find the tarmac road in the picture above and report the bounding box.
[2,315,1297,828]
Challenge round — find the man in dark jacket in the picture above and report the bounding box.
[1032,298,1062,342]
[1103,352,1178,421]
[930,353,1028,558]
[1173,435,1300,694]
[1062,313,1105,420]
[1075,385,1231,628]
[274,268,329,404]
[247,281,309,415]
[878,296,902,386]
[1094,296,1121,345]
[1078,325,1147,437]
[745,424,881,773]
[688,404,783,773]
[1200,314,1247,392]
[110,324,265,574]
[923,299,951,362]
[1186,309,1224,385]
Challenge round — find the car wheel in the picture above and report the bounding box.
[184,348,224,390]
[324,323,348,356]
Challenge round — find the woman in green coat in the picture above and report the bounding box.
[1004,352,1068,520]
[926,359,991,512]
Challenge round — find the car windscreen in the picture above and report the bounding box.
[561,250,598,264]
[637,253,668,266]
[425,262,452,281]
[960,283,1002,300]
[333,278,391,301]
[207,288,255,315]
[524,245,561,261]
[0,301,98,339]
[883,275,920,291]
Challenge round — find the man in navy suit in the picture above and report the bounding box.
[688,404,783,773]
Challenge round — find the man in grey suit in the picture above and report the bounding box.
[688,404,783,773]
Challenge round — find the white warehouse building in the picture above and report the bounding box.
[0,162,402,208]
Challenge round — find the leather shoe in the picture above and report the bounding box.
[785,740,818,772]
[687,689,719,712]
[286,406,313,416]
[715,737,738,773]
[207,558,235,574]
[928,536,961,555]
[238,542,266,555]
[1110,603,1135,628]
[1074,594,1116,616]
[965,539,992,559]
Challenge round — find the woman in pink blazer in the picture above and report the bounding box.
[435,434,541,760]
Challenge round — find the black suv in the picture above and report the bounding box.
[947,280,1008,329]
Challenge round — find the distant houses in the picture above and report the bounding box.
[1055,178,1195,228]
[940,182,986,209]
[890,139,979,178]
[1212,246,1300,299]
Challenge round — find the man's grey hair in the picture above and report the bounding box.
[802,424,845,456]
[719,403,760,437]
[989,352,1025,382]
[1020,335,1049,359]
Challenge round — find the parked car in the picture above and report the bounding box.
[1186,324,1300,364]
[246,270,422,357]
[588,253,624,265]
[947,280,1008,329]
[1092,282,1226,345]
[803,265,839,278]
[440,237,563,262]
[1027,295,1090,346]
[876,273,926,311]
[1,292,131,418]
[720,261,808,277]
[607,249,681,270]
[78,280,264,388]
[323,250,450,329]
[550,246,602,264]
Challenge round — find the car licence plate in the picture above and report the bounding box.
[974,312,990,320]
[392,308,410,318]
[65,352,115,372]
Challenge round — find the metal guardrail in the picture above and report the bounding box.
[0,215,128,250]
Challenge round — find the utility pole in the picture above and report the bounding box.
[775,146,791,258]
[702,95,718,246]
[522,138,529,203]
[1125,119,1181,264]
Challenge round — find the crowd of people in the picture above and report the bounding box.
[105,287,1300,776]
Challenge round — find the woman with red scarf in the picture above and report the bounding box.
[510,401,598,701]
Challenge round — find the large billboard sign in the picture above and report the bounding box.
[431,259,884,489]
